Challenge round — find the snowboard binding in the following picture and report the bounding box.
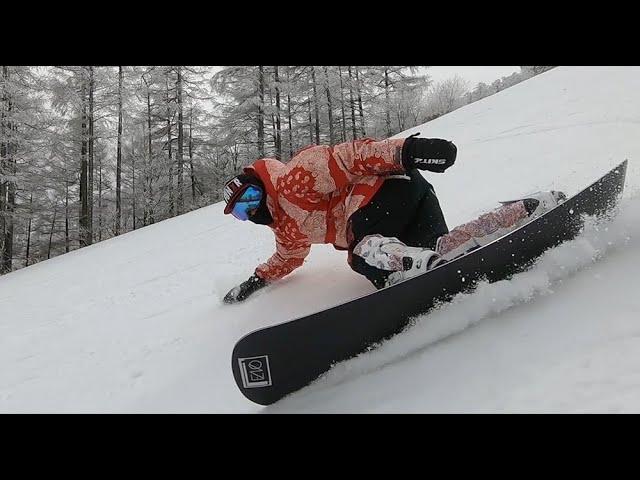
[352,234,446,287]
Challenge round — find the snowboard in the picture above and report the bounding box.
[232,160,628,406]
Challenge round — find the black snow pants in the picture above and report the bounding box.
[347,169,449,289]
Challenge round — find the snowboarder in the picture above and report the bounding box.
[222,134,565,303]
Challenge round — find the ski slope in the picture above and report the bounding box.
[1,66,639,413]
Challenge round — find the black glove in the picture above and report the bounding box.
[402,133,457,173]
[223,274,268,304]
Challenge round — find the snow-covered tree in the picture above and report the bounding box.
[424,75,469,118]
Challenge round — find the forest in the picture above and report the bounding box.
[0,66,553,274]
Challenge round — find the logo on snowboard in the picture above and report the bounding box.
[238,355,272,388]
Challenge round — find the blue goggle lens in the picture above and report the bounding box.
[231,185,263,221]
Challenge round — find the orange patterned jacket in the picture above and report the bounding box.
[244,138,407,282]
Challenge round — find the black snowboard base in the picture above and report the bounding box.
[232,161,628,405]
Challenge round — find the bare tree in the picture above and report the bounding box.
[311,66,320,145]
[0,65,12,273]
[176,66,185,214]
[273,66,282,160]
[347,66,358,140]
[141,70,155,226]
[79,69,90,247]
[426,75,469,117]
[24,193,33,267]
[354,67,366,137]
[323,66,335,145]
[88,66,95,243]
[116,66,123,235]
[47,206,57,259]
[285,67,294,159]
[258,66,265,157]
[338,66,347,142]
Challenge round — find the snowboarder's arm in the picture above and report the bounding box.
[332,136,457,176]
[224,236,311,304]
[255,237,311,282]
[330,138,407,183]
[283,138,405,195]
[286,136,457,196]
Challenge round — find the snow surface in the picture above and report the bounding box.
[1,66,639,413]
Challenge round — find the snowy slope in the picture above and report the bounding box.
[1,66,639,413]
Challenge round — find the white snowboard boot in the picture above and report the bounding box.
[503,190,567,220]
[352,235,445,287]
[435,190,567,262]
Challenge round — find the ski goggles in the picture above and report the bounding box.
[229,185,263,221]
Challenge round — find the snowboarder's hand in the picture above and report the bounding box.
[402,134,457,173]
[223,274,268,304]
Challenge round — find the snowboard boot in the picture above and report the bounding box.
[385,249,446,287]
[352,235,446,287]
[435,190,568,262]
[517,190,567,219]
